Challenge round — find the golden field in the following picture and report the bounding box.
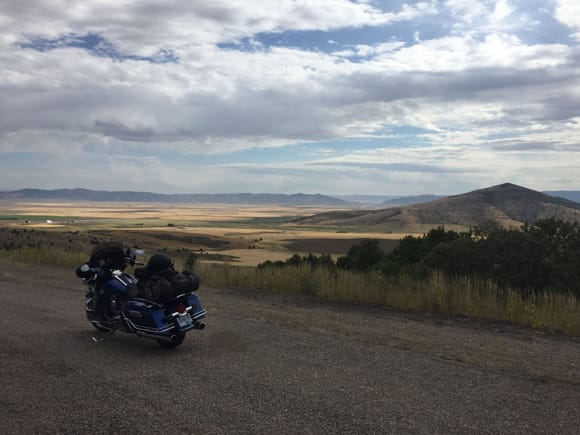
[0,201,407,266]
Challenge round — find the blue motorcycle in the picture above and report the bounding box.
[76,243,206,349]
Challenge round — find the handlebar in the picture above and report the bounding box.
[123,248,145,266]
[77,247,145,281]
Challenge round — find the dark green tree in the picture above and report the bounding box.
[337,239,384,271]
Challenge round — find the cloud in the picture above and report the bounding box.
[554,0,580,39]
[3,33,575,150]
[488,140,567,152]
[1,1,579,194]
[4,1,433,56]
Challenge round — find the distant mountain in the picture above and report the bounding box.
[332,194,446,206]
[544,191,580,204]
[0,188,348,206]
[381,194,445,207]
[296,183,580,230]
[331,194,399,204]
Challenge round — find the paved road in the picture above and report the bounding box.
[1,259,579,434]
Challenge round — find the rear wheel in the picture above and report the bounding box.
[157,331,185,349]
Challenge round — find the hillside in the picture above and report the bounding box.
[0,188,349,207]
[382,194,445,207]
[296,183,580,230]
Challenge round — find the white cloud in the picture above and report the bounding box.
[445,0,535,36]
[445,0,490,26]
[554,0,580,39]
[1,0,434,56]
[0,1,579,193]
[491,0,513,24]
[5,30,573,150]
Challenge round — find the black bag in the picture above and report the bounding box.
[138,267,200,302]
[142,274,175,301]
[171,273,191,294]
[182,271,200,291]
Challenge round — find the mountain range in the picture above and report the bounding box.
[296,183,580,230]
[0,188,348,206]
[3,187,578,207]
[544,191,580,203]
[2,185,580,230]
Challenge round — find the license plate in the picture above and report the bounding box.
[176,314,192,329]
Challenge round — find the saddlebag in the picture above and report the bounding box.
[139,269,200,302]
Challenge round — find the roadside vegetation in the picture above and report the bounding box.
[1,218,579,335]
[191,218,580,336]
[0,247,86,268]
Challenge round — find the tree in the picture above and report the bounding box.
[338,239,384,271]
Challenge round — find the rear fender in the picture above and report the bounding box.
[185,292,207,321]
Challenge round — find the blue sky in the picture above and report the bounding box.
[1,0,579,195]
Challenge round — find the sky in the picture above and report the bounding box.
[1,0,579,196]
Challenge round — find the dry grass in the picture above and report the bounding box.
[0,201,353,222]
[0,247,86,268]
[193,262,580,336]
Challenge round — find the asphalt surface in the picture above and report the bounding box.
[1,259,579,434]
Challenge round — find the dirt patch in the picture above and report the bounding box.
[284,238,400,255]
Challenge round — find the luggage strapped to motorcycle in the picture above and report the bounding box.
[140,268,200,302]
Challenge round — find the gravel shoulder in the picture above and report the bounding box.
[0,259,579,434]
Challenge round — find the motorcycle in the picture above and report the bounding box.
[76,243,206,349]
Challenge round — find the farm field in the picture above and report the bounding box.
[0,201,407,266]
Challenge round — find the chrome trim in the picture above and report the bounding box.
[169,305,194,317]
[123,316,174,334]
[191,309,207,321]
[128,298,163,309]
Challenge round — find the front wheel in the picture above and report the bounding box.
[157,332,185,349]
